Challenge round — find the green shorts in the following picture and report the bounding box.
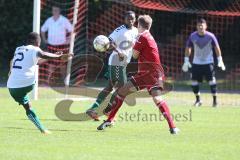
[107,65,127,87]
[8,84,35,105]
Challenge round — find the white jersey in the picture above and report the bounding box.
[7,45,41,88]
[108,25,138,66]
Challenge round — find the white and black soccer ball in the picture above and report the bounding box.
[93,35,110,52]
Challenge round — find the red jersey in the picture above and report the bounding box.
[131,31,165,92]
[133,30,161,72]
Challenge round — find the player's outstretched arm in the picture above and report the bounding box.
[214,46,225,71]
[38,51,73,61]
[182,47,192,72]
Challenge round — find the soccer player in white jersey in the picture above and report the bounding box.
[86,11,138,120]
[182,18,225,107]
[7,32,71,134]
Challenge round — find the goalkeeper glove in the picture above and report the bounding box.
[217,56,226,71]
[182,57,192,72]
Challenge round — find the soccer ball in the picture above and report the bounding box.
[93,35,110,52]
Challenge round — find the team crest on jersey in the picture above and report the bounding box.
[119,40,133,50]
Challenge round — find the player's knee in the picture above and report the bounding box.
[209,79,217,95]
[117,85,129,96]
[210,85,217,95]
[191,81,199,94]
[23,103,31,111]
[151,90,164,104]
[208,77,216,85]
[119,81,137,96]
[152,95,163,105]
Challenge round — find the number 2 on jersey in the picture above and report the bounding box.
[13,52,24,69]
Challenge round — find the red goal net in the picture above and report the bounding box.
[39,0,240,94]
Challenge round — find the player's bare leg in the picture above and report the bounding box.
[103,81,125,116]
[151,89,180,134]
[103,66,128,117]
[23,102,51,134]
[97,81,136,130]
[102,93,116,117]
[192,81,202,107]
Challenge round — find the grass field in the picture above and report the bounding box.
[0,87,240,160]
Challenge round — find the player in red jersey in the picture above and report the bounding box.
[97,15,180,134]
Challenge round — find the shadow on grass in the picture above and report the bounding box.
[2,126,100,133]
[2,126,77,132]
[19,118,61,121]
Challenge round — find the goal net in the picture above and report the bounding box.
[37,0,240,106]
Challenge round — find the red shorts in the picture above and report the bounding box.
[130,69,164,94]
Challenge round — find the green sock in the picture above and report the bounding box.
[90,89,110,110]
[26,108,46,132]
[90,102,100,110]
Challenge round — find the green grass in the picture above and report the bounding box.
[0,87,240,160]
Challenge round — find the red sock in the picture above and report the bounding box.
[107,94,125,122]
[157,101,176,129]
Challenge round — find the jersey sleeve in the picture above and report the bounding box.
[108,29,120,43]
[133,35,145,53]
[41,19,49,32]
[32,47,42,63]
[211,34,219,47]
[186,35,193,48]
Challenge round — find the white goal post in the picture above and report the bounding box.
[65,0,80,97]
[32,0,41,100]
[32,0,80,100]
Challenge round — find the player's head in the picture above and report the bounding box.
[52,5,61,17]
[27,32,41,46]
[197,18,207,35]
[124,11,136,29]
[137,15,152,33]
